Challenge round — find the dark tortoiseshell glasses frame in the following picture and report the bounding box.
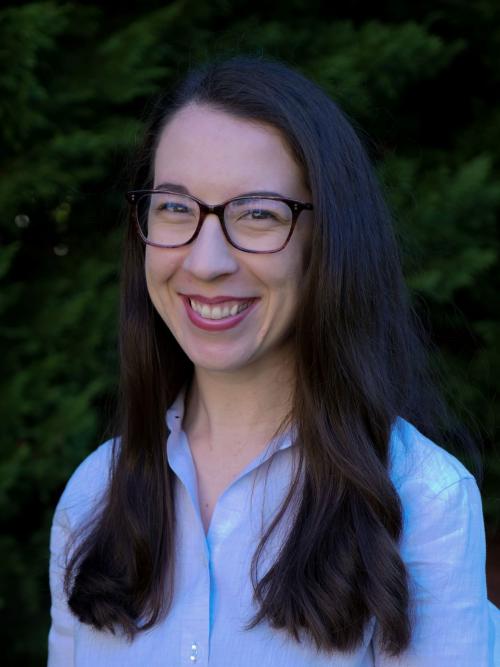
[126,189,314,254]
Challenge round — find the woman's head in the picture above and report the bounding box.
[127,55,401,387]
[144,103,313,374]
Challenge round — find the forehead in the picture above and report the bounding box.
[153,103,307,202]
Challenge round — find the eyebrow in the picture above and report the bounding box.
[154,182,190,194]
[153,182,288,199]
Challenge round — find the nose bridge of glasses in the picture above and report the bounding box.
[185,204,239,274]
[199,202,226,225]
[195,202,232,248]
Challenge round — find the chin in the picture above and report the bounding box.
[185,346,258,373]
[190,356,253,374]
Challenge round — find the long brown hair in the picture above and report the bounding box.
[65,55,480,656]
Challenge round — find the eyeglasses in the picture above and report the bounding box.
[126,189,313,253]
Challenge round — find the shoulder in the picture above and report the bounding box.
[54,437,118,529]
[374,421,491,663]
[388,417,476,497]
[387,418,484,551]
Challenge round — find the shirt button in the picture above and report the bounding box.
[190,642,198,662]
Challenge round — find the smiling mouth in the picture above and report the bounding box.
[188,298,252,320]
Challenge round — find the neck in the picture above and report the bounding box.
[183,347,295,456]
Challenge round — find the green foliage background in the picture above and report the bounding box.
[1,1,499,664]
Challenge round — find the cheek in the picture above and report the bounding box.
[263,250,304,313]
[279,244,308,315]
[144,251,180,332]
[144,250,183,328]
[144,248,177,291]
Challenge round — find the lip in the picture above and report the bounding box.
[181,295,259,331]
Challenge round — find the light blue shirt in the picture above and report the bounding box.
[49,391,500,666]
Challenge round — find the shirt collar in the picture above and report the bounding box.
[166,386,187,432]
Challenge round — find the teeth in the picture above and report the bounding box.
[189,298,251,320]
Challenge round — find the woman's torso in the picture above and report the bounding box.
[49,395,493,666]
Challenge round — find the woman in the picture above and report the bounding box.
[48,56,499,666]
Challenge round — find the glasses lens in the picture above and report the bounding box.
[225,197,292,251]
[137,192,200,246]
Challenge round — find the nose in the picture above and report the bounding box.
[182,213,238,280]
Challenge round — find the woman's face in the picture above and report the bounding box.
[145,103,312,374]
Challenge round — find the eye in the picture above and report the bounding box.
[244,208,278,220]
[227,198,291,227]
[157,202,190,213]
[151,194,198,219]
